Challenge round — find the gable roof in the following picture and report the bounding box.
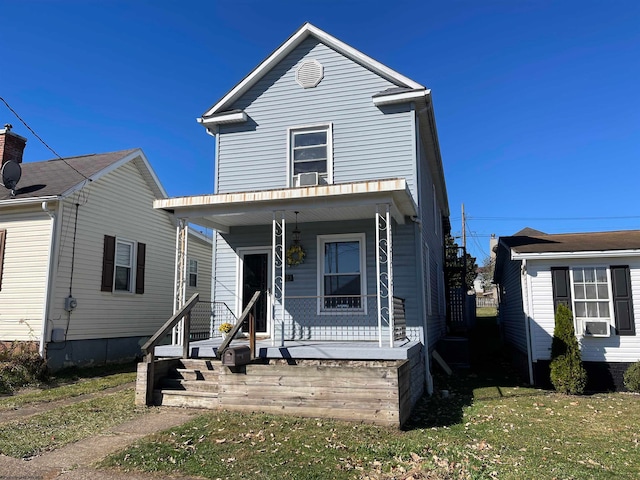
[501,229,640,256]
[0,148,166,206]
[199,22,425,121]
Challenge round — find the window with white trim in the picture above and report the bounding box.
[571,267,611,321]
[552,265,635,336]
[318,233,366,310]
[100,235,145,294]
[189,259,198,287]
[115,239,135,292]
[289,125,332,186]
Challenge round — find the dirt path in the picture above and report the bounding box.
[0,387,206,480]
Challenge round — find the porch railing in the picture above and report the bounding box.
[275,294,406,344]
[140,292,199,404]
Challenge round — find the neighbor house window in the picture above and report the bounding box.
[553,265,636,336]
[115,240,134,291]
[318,233,366,311]
[101,235,145,294]
[189,259,198,287]
[571,267,611,321]
[289,124,332,186]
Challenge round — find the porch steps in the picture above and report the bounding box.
[153,358,221,409]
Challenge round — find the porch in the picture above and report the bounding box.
[136,292,426,427]
[154,336,422,361]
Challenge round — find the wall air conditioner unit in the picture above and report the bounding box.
[297,172,319,187]
[584,320,610,337]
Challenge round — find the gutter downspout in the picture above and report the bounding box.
[40,200,61,359]
[413,110,433,395]
[520,259,535,385]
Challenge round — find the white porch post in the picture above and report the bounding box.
[172,218,188,345]
[375,204,394,347]
[272,211,285,346]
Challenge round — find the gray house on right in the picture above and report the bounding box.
[494,228,640,390]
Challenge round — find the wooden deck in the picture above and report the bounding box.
[154,337,421,360]
[139,339,426,427]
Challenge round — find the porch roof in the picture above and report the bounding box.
[154,178,418,233]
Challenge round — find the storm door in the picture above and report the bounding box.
[241,252,269,333]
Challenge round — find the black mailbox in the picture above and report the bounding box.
[222,345,252,366]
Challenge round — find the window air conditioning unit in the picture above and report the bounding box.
[297,172,319,187]
[584,320,610,337]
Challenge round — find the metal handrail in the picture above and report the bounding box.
[216,290,262,359]
[141,292,200,357]
[140,292,199,405]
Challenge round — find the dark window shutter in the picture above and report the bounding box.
[551,267,572,313]
[611,265,635,336]
[0,229,6,291]
[101,235,116,292]
[135,242,146,294]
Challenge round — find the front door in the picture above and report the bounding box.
[242,252,269,333]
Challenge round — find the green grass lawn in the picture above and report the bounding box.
[0,389,141,458]
[102,318,640,479]
[0,363,140,458]
[102,387,640,479]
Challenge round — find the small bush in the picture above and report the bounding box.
[549,304,587,395]
[0,347,48,394]
[623,361,640,392]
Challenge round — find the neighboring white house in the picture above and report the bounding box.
[0,125,210,369]
[494,227,640,390]
[153,23,450,399]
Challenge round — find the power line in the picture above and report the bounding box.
[464,215,640,221]
[0,96,90,181]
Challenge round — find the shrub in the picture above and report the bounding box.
[0,347,48,394]
[549,304,587,394]
[623,361,640,392]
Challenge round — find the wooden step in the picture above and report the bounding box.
[153,389,220,409]
[160,378,219,393]
[177,358,220,370]
[173,368,220,382]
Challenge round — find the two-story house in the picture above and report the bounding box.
[148,23,450,425]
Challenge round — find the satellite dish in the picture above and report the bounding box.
[1,161,22,196]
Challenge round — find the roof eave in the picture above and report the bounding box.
[0,195,60,208]
[200,22,424,119]
[511,249,640,260]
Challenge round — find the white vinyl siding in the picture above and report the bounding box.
[217,38,416,197]
[49,160,175,341]
[0,209,52,341]
[524,258,640,363]
[497,258,528,354]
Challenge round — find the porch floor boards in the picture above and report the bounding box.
[154,338,421,361]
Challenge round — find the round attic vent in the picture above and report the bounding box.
[296,60,324,88]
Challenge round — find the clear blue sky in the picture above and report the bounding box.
[2,0,639,263]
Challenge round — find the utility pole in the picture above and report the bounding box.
[461,203,466,249]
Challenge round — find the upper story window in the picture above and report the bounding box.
[189,259,198,287]
[289,124,333,187]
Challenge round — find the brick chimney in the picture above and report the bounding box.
[0,124,27,166]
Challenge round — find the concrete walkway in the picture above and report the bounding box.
[0,386,205,480]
